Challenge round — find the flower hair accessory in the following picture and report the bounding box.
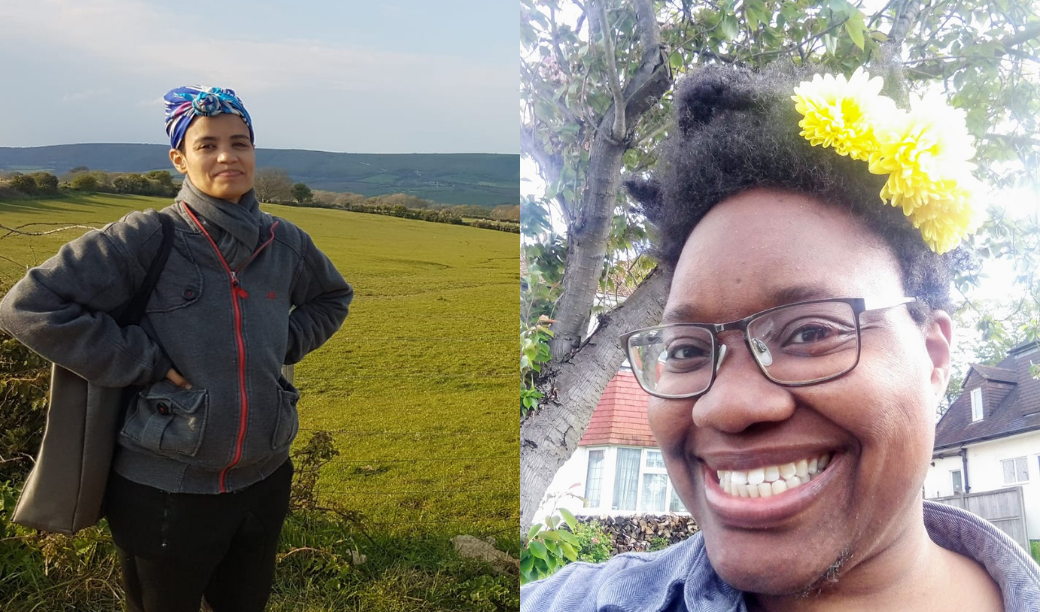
[792,68,983,254]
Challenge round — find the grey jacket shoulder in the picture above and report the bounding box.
[100,208,172,272]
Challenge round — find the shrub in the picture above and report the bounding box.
[0,331,50,483]
[71,174,100,192]
[30,172,59,193]
[8,175,36,195]
[573,520,612,563]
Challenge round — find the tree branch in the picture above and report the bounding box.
[0,222,102,239]
[591,0,626,139]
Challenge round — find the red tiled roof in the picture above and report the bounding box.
[579,370,658,447]
[935,341,1040,450]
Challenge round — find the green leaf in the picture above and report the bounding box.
[720,15,738,40]
[528,540,548,560]
[521,567,535,584]
[844,16,865,50]
[521,554,534,574]
[823,33,837,56]
[561,541,579,561]
[669,50,683,70]
[527,523,543,540]
[558,529,579,546]
[559,507,578,531]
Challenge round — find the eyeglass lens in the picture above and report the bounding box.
[626,300,861,397]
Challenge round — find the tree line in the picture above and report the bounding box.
[0,168,178,198]
[0,166,520,233]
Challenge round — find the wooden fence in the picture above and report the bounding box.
[930,486,1029,551]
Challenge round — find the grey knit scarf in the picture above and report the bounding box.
[176,178,263,270]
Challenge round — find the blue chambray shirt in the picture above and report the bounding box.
[521,501,1040,612]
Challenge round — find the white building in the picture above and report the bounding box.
[924,341,1040,550]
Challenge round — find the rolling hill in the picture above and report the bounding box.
[0,144,519,207]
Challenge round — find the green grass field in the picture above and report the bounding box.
[0,194,519,610]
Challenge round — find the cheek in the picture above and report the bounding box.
[647,399,693,453]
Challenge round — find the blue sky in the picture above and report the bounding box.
[0,0,516,154]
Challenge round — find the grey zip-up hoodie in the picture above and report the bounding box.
[0,183,352,494]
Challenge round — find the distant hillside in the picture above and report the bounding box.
[0,144,519,207]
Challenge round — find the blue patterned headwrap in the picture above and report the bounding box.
[163,86,254,150]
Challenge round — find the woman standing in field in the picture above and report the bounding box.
[0,86,353,611]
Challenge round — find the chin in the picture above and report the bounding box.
[700,522,854,597]
[709,546,851,598]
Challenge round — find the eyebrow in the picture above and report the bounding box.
[193,134,251,143]
[660,284,836,324]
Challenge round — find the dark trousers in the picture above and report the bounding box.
[104,460,293,612]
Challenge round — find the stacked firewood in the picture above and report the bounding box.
[578,514,699,554]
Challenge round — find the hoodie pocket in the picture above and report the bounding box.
[121,382,209,458]
[271,377,301,450]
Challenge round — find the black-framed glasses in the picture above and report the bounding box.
[620,297,917,399]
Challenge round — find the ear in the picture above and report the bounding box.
[169,148,188,174]
[924,309,954,401]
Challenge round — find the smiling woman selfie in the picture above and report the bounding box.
[520,65,1040,611]
[0,86,353,612]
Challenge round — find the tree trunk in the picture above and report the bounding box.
[548,0,671,361]
[521,268,668,528]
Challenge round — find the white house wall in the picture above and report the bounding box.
[923,454,964,499]
[535,446,591,522]
[925,430,1040,540]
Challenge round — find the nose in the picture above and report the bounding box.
[691,335,796,433]
[217,147,236,163]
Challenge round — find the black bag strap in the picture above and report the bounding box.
[115,214,174,327]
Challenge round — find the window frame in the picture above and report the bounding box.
[581,446,689,514]
[1001,456,1029,485]
[584,449,605,509]
[951,469,963,495]
[970,387,983,422]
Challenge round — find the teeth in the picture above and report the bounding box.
[715,452,832,499]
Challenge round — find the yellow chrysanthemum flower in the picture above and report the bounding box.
[792,68,895,161]
[794,70,982,254]
[867,92,980,253]
[898,180,983,254]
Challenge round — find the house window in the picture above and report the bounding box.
[585,450,605,508]
[1002,457,1029,484]
[669,484,687,513]
[607,447,690,514]
[640,450,668,512]
[612,448,642,511]
[970,388,983,422]
[951,469,963,495]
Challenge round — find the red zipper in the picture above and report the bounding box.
[183,204,279,492]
